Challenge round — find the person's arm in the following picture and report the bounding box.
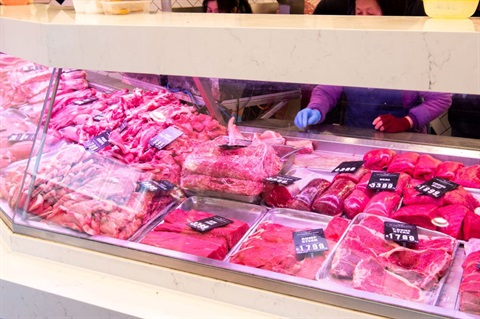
[307,85,343,123]
[406,92,452,129]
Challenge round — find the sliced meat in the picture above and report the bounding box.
[363,149,396,170]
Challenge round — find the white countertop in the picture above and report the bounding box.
[1,5,479,94]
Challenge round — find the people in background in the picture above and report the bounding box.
[313,0,426,16]
[294,0,452,133]
[203,0,252,13]
[448,94,480,139]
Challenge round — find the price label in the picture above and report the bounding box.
[8,133,35,143]
[74,97,98,105]
[84,130,111,152]
[93,114,105,122]
[384,221,418,244]
[218,144,247,150]
[138,180,175,193]
[148,126,184,150]
[367,172,400,191]
[263,174,301,186]
[118,120,128,132]
[188,215,233,233]
[332,161,365,173]
[22,64,43,72]
[415,177,459,198]
[293,229,329,258]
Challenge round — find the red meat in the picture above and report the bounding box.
[413,154,443,181]
[454,165,480,189]
[333,166,370,184]
[412,235,456,255]
[286,178,331,211]
[181,173,265,196]
[463,210,480,241]
[443,186,480,211]
[312,179,356,216]
[363,192,401,218]
[363,149,396,170]
[263,182,300,208]
[387,152,419,175]
[402,187,444,206]
[459,248,480,314]
[436,205,470,239]
[435,161,464,181]
[344,189,372,219]
[323,216,350,242]
[393,173,412,195]
[390,204,438,230]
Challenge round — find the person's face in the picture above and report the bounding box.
[355,0,382,15]
[206,0,219,13]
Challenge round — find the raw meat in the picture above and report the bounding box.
[355,172,374,194]
[363,149,396,170]
[323,216,350,242]
[181,173,265,196]
[251,130,286,146]
[363,192,401,217]
[352,257,424,303]
[343,189,372,219]
[443,186,480,211]
[263,182,300,208]
[393,173,412,195]
[390,204,438,230]
[286,178,331,211]
[412,235,456,255]
[463,209,480,241]
[140,208,249,260]
[387,152,419,175]
[358,214,385,234]
[435,161,464,181]
[454,165,480,189]
[413,154,443,181]
[458,243,480,315]
[436,205,470,239]
[311,179,356,216]
[402,181,444,207]
[333,166,370,184]
[285,139,314,154]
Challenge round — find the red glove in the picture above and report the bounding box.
[374,114,412,133]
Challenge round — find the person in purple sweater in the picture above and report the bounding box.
[295,86,452,133]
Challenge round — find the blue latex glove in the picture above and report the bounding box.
[294,108,322,129]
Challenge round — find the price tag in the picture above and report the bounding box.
[263,174,301,186]
[188,215,233,233]
[367,172,400,191]
[93,114,105,122]
[332,161,364,173]
[415,177,459,199]
[74,97,98,105]
[384,221,418,244]
[22,64,43,72]
[8,133,35,143]
[148,126,184,150]
[138,180,175,193]
[218,144,247,150]
[293,229,329,258]
[118,120,128,132]
[84,130,111,152]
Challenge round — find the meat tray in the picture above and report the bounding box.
[131,196,268,260]
[225,208,342,281]
[317,213,459,306]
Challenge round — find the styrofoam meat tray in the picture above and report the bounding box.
[316,213,459,306]
[225,208,338,280]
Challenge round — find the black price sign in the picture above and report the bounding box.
[84,130,111,152]
[293,228,329,257]
[8,133,35,143]
[118,120,128,132]
[332,161,364,173]
[138,180,175,193]
[188,215,233,233]
[93,114,105,122]
[149,126,184,150]
[263,174,301,186]
[218,144,247,150]
[384,221,418,244]
[367,172,400,191]
[74,97,98,105]
[415,177,459,198]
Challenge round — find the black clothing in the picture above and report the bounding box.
[448,94,480,139]
[313,0,426,16]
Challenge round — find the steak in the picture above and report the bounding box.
[436,204,470,239]
[352,257,424,303]
[333,166,370,184]
[435,161,464,181]
[312,179,356,216]
[286,178,331,211]
[462,209,480,241]
[387,152,419,175]
[454,164,480,189]
[459,244,480,315]
[363,149,396,170]
[343,189,372,219]
[363,191,401,217]
[390,204,438,230]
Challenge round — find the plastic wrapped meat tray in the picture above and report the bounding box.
[133,196,268,261]
[226,208,349,281]
[317,213,459,306]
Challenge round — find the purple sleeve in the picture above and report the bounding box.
[404,91,452,129]
[307,85,343,123]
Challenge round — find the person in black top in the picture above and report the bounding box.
[313,0,426,16]
[203,0,252,13]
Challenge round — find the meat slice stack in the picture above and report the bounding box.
[140,208,250,261]
[328,214,456,303]
[229,216,349,280]
[458,239,480,315]
[181,140,282,196]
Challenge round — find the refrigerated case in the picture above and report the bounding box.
[1,5,480,319]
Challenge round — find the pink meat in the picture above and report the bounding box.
[181,173,265,196]
[413,154,443,181]
[358,214,385,234]
[412,235,456,255]
[344,189,372,219]
[453,165,480,189]
[333,166,370,184]
[435,161,465,181]
[263,182,300,208]
[393,173,411,195]
[286,178,331,211]
[323,216,350,242]
[463,210,480,241]
[363,192,401,217]
[387,152,419,175]
[390,204,439,230]
[436,204,470,239]
[443,186,480,211]
[363,149,396,170]
[355,172,374,194]
[311,179,356,216]
[402,186,444,206]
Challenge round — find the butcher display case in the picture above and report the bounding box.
[1,5,480,319]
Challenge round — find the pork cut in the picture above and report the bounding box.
[363,149,396,170]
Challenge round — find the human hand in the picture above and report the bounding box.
[294,109,322,129]
[373,114,412,133]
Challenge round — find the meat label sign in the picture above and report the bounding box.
[293,228,329,258]
[415,177,459,198]
[331,161,365,173]
[384,222,418,244]
[367,172,399,191]
[188,215,233,233]
[149,126,184,150]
